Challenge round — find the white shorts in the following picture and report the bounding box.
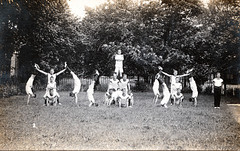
[153,88,160,96]
[44,88,60,98]
[72,85,81,94]
[72,89,80,94]
[115,67,123,73]
[25,86,34,96]
[161,92,170,105]
[192,90,198,98]
[87,92,95,102]
[112,90,122,100]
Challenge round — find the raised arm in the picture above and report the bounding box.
[56,62,67,76]
[161,71,172,77]
[176,73,190,78]
[56,68,66,76]
[35,64,48,75]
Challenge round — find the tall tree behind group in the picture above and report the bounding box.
[81,0,205,78]
[81,0,239,82]
[1,0,239,83]
[1,0,85,82]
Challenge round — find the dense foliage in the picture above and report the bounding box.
[0,0,239,83]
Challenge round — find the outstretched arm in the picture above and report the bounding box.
[56,62,67,76]
[56,68,66,76]
[66,66,72,73]
[176,73,190,78]
[35,64,48,75]
[161,71,172,77]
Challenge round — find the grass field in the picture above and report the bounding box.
[0,91,240,150]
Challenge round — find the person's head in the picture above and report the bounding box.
[173,69,178,76]
[117,49,121,55]
[50,76,54,83]
[155,73,160,79]
[176,77,180,83]
[158,66,163,71]
[122,88,127,95]
[50,68,55,75]
[49,89,54,96]
[69,92,74,97]
[216,72,221,78]
[33,94,37,98]
[108,89,114,95]
[95,69,99,75]
[123,73,127,80]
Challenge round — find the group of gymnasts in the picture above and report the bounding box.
[153,66,197,108]
[25,49,224,109]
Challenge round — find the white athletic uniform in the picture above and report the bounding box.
[46,90,58,99]
[161,83,170,105]
[47,73,57,83]
[213,78,223,87]
[112,89,122,100]
[190,77,198,98]
[108,79,119,91]
[44,73,60,98]
[87,80,95,102]
[170,75,177,96]
[119,93,130,105]
[153,79,160,96]
[175,82,182,90]
[25,75,34,95]
[44,82,60,98]
[119,79,129,91]
[174,92,184,102]
[71,71,81,94]
[115,54,124,73]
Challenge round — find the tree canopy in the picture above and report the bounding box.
[0,0,239,83]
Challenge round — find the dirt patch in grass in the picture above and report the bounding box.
[0,91,239,150]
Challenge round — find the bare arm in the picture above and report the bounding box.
[35,67,48,75]
[56,68,66,76]
[176,73,190,78]
[66,66,72,72]
[161,71,172,77]
[127,82,131,91]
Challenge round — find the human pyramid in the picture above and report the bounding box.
[25,62,82,106]
[25,49,198,108]
[153,66,197,108]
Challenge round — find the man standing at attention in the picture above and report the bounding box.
[213,72,223,109]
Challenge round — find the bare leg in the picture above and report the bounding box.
[173,97,176,105]
[89,101,93,107]
[153,96,156,103]
[119,71,123,78]
[119,98,122,108]
[194,98,197,107]
[155,95,159,104]
[74,93,78,105]
[43,97,47,106]
[130,96,134,107]
[46,98,49,106]
[27,95,30,105]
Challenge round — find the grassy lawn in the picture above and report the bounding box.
[0,91,240,150]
